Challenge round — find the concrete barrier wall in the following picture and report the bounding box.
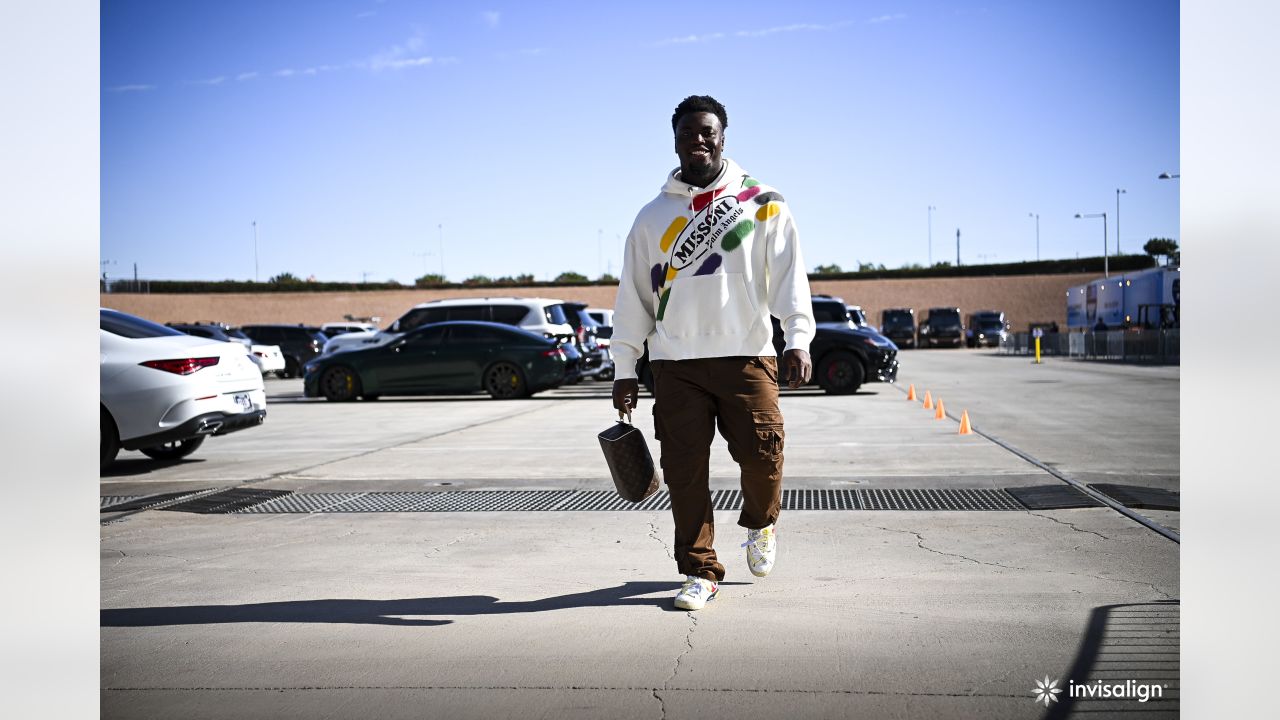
[100,272,1098,331]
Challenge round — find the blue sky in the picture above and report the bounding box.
[101,0,1179,284]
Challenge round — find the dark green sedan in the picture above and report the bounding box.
[303,321,569,401]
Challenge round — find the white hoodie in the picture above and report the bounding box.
[611,158,814,380]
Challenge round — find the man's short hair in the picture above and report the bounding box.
[671,95,728,133]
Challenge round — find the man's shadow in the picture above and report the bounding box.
[101,581,751,627]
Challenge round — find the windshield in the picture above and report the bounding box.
[100,309,186,339]
[544,304,569,325]
[812,301,850,324]
[882,311,913,328]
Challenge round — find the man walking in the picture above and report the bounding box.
[611,95,814,611]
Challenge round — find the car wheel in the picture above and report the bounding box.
[140,436,205,461]
[818,351,865,395]
[100,407,119,470]
[320,366,361,401]
[362,394,380,401]
[484,362,529,399]
[281,356,299,379]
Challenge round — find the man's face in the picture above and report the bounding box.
[674,111,724,181]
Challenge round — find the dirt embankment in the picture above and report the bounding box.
[101,273,1097,331]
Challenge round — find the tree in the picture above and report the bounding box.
[463,275,493,286]
[598,273,619,283]
[554,271,589,284]
[415,273,448,288]
[898,262,925,270]
[857,261,886,272]
[813,263,843,275]
[514,273,535,284]
[1144,238,1179,265]
[269,272,301,284]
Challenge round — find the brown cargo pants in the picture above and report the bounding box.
[650,356,784,582]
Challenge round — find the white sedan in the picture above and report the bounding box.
[100,308,267,469]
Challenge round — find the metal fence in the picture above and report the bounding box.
[999,330,1179,364]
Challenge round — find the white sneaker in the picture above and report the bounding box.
[673,575,718,610]
[743,525,777,577]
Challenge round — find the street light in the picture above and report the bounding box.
[927,205,936,266]
[1028,212,1040,261]
[1158,172,1179,179]
[1075,212,1108,277]
[1115,188,1126,255]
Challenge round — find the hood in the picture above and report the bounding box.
[661,157,748,197]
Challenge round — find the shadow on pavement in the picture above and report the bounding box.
[100,457,206,478]
[1042,600,1180,719]
[101,581,752,627]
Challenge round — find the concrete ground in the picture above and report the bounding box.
[101,350,1180,719]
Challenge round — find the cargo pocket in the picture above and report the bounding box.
[751,356,779,384]
[752,409,784,460]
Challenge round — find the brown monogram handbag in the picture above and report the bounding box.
[597,411,661,502]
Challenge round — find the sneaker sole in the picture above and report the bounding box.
[749,566,772,578]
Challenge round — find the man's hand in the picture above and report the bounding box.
[783,349,812,389]
[612,379,639,417]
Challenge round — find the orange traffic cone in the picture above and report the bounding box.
[958,410,973,435]
[907,384,916,401]
[935,399,946,420]
[922,391,933,409]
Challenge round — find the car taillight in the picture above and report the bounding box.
[141,357,220,375]
[577,327,587,344]
[541,347,566,359]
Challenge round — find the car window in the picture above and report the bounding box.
[396,307,447,332]
[242,327,275,342]
[406,326,446,346]
[491,305,529,325]
[227,329,251,340]
[448,306,489,322]
[186,327,216,338]
[543,304,568,325]
[812,302,849,323]
[445,325,502,344]
[101,310,186,339]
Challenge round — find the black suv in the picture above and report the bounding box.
[965,310,1007,348]
[880,308,916,349]
[918,307,963,348]
[238,324,327,377]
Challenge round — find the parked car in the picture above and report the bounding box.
[560,301,614,381]
[633,301,898,396]
[303,321,569,401]
[323,297,575,356]
[918,307,964,348]
[223,327,287,376]
[167,322,286,376]
[320,321,379,339]
[100,309,266,469]
[965,310,1009,348]
[238,324,328,377]
[845,305,869,328]
[880,308,916,349]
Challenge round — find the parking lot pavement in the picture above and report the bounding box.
[101,356,1180,719]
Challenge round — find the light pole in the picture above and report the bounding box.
[955,228,961,266]
[437,223,445,278]
[927,205,936,265]
[1075,212,1108,277]
[1028,212,1040,261]
[252,221,259,282]
[1115,188,1127,255]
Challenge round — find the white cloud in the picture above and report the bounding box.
[483,11,500,28]
[106,84,155,93]
[868,13,907,24]
[357,11,377,19]
[654,32,724,46]
[190,76,227,86]
[275,68,296,77]
[368,33,453,71]
[236,71,259,81]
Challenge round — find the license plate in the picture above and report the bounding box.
[234,393,254,412]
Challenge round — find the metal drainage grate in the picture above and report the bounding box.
[100,491,212,513]
[1006,485,1105,510]
[162,488,294,514]
[784,488,859,510]
[859,488,1024,511]
[1090,484,1180,512]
